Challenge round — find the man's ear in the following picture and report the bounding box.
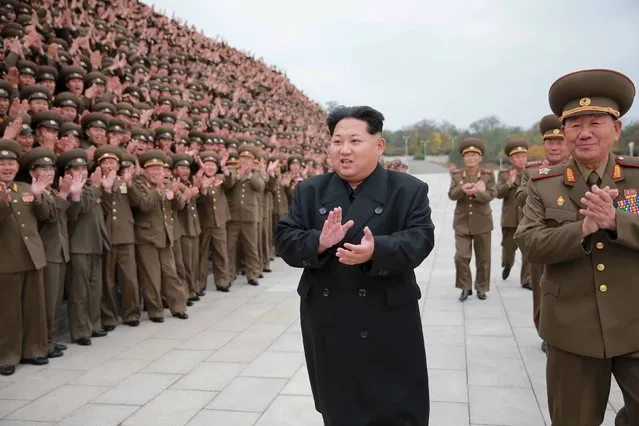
[377,137,386,155]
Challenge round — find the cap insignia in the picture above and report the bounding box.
[552,129,561,134]
[1,150,8,156]
[579,97,592,107]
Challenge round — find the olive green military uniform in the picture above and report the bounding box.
[271,179,289,254]
[60,150,108,342]
[497,137,530,287]
[197,152,234,291]
[260,172,277,271]
[97,147,140,327]
[22,148,68,353]
[227,145,265,283]
[514,69,639,426]
[129,151,187,319]
[0,141,51,372]
[448,138,496,295]
[516,114,566,333]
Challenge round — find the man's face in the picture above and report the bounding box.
[66,78,84,96]
[463,152,482,169]
[100,158,119,174]
[239,156,252,169]
[157,139,172,153]
[88,127,107,146]
[144,165,164,183]
[93,83,106,97]
[107,132,122,146]
[509,152,528,170]
[67,166,88,180]
[289,162,300,174]
[174,165,190,181]
[564,114,620,167]
[19,74,35,88]
[29,99,49,114]
[543,137,570,165]
[188,142,201,154]
[40,80,56,94]
[16,133,34,152]
[60,106,77,121]
[0,158,18,183]
[30,166,55,186]
[328,118,384,185]
[202,161,218,177]
[0,97,9,115]
[36,127,58,148]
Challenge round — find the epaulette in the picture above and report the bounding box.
[481,168,493,174]
[530,164,565,181]
[525,160,543,170]
[616,155,639,168]
[450,169,462,174]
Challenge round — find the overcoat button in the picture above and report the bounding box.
[319,207,327,215]
[360,329,368,339]
[374,207,383,214]
[322,288,330,296]
[378,269,388,276]
[358,289,367,297]
[302,259,311,267]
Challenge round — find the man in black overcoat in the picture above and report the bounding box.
[276,106,435,426]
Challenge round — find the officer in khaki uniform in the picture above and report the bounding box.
[0,140,52,376]
[271,156,289,255]
[449,138,496,301]
[197,151,234,292]
[260,157,278,273]
[129,150,188,321]
[516,114,570,353]
[514,69,639,426]
[227,144,265,286]
[96,146,140,329]
[59,149,109,346]
[23,148,69,358]
[497,136,531,289]
[172,154,202,301]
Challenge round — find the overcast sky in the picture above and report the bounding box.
[143,0,639,131]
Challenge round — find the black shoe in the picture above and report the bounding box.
[196,290,206,297]
[502,265,512,280]
[102,325,116,332]
[521,282,533,291]
[477,291,487,300]
[216,285,230,293]
[47,348,64,358]
[92,330,108,338]
[258,273,264,279]
[270,257,274,261]
[469,290,473,296]
[163,302,169,309]
[188,295,200,302]
[248,278,259,286]
[76,337,92,346]
[459,290,471,302]
[0,365,15,376]
[239,269,245,276]
[263,268,272,273]
[186,300,194,307]
[20,357,49,366]
[124,320,140,327]
[541,341,547,353]
[55,343,68,351]
[173,312,189,320]
[150,317,164,323]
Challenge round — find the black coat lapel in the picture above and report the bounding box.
[341,165,388,243]
[319,172,351,217]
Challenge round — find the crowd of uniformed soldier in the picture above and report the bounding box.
[0,0,410,377]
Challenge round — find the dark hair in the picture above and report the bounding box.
[326,105,384,136]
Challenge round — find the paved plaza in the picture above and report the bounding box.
[0,172,623,426]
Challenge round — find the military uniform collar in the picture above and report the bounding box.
[574,155,611,183]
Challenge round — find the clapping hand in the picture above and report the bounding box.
[58,175,73,198]
[90,167,102,188]
[507,169,517,187]
[318,207,353,254]
[0,182,11,203]
[461,182,477,196]
[336,226,375,265]
[102,170,117,192]
[475,180,486,192]
[580,185,619,236]
[31,176,46,198]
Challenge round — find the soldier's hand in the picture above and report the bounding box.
[475,180,486,192]
[69,174,85,200]
[0,182,10,203]
[90,167,102,188]
[58,175,73,198]
[3,117,22,140]
[31,176,46,198]
[336,226,375,265]
[102,170,117,192]
[580,185,619,231]
[318,207,354,254]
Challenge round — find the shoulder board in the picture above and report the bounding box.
[481,168,493,174]
[451,169,462,175]
[530,164,566,181]
[525,160,543,169]
[498,168,510,174]
[616,155,639,168]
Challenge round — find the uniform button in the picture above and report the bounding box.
[469,204,473,207]
[322,288,330,297]
[302,258,311,267]
[358,289,367,297]
[600,284,608,293]
[191,206,195,210]
[596,242,604,250]
[378,269,388,276]
[112,209,117,213]
[24,236,28,239]
[17,211,20,215]
[596,264,605,272]
[359,329,368,339]
[112,201,116,206]
[21,224,24,227]
[469,212,473,216]
[113,216,117,220]
[213,206,217,210]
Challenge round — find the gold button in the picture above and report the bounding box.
[469,212,473,216]
[17,211,20,215]
[112,209,117,213]
[469,204,473,207]
[113,216,117,220]
[112,201,116,206]
[596,242,604,250]
[213,206,217,210]
[596,264,605,272]
[24,236,28,239]
[191,206,195,210]
[600,284,608,293]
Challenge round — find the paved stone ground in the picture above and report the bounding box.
[0,172,623,426]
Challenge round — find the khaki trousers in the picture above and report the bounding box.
[501,227,531,284]
[454,232,491,292]
[172,235,189,301]
[0,269,47,365]
[530,262,544,332]
[227,220,261,280]
[273,213,283,255]
[260,214,272,269]
[547,344,639,426]
[44,262,66,349]
[67,254,102,341]
[181,235,200,298]
[102,244,139,326]
[136,244,186,318]
[198,226,229,289]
